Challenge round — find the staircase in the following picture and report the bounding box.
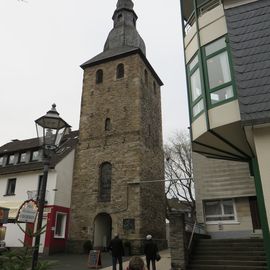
[187,238,267,270]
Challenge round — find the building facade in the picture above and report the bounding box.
[180,0,270,267]
[193,152,260,238]
[69,0,166,253]
[0,131,78,254]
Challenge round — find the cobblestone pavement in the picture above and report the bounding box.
[43,249,171,270]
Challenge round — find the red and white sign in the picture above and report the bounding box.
[17,200,38,224]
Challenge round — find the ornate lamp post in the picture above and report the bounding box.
[31,104,70,270]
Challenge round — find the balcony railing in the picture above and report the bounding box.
[184,0,222,34]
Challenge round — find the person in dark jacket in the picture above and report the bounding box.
[144,235,158,270]
[109,233,124,270]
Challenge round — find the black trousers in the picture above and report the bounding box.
[112,256,123,270]
[146,257,156,270]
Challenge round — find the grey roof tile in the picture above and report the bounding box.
[0,130,78,175]
[81,46,139,67]
[225,0,270,125]
[225,0,270,16]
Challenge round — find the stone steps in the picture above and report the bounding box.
[187,238,267,270]
[187,265,267,270]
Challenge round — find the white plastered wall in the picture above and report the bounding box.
[0,170,57,247]
[54,149,75,208]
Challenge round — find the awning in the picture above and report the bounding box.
[0,201,24,219]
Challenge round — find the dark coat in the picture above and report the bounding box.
[109,236,124,257]
[144,239,158,260]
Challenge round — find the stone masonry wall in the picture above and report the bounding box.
[69,53,166,252]
[169,212,186,270]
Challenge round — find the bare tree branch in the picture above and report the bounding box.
[164,130,195,220]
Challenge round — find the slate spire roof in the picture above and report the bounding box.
[81,0,146,68]
[116,0,134,10]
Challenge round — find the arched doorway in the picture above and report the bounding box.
[93,213,112,250]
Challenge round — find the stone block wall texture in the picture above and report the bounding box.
[169,212,186,270]
[69,53,166,252]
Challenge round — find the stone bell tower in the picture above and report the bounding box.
[69,0,166,253]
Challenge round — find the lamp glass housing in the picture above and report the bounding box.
[35,104,70,150]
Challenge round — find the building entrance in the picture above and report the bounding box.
[93,213,112,250]
[249,196,262,231]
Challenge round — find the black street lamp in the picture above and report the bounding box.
[31,104,70,270]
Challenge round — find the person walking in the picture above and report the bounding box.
[126,256,146,270]
[109,233,124,270]
[144,235,158,270]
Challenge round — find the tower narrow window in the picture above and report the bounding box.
[118,14,123,21]
[99,162,112,202]
[144,69,148,86]
[105,118,111,131]
[96,69,103,84]
[153,81,157,95]
[116,63,124,79]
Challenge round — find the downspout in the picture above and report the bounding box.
[250,158,270,270]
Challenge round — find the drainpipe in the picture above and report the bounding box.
[250,158,270,270]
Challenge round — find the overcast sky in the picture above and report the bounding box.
[0,0,189,146]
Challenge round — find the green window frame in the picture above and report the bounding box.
[187,54,204,119]
[203,36,236,107]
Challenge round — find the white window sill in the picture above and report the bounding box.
[206,221,240,225]
[53,235,65,239]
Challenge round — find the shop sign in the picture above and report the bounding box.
[17,200,38,224]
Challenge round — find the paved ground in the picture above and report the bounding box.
[43,249,171,270]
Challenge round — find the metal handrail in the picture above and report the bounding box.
[185,220,206,250]
[187,220,197,250]
[184,11,195,34]
[198,0,222,16]
[184,0,222,35]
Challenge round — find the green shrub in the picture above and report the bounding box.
[0,247,54,270]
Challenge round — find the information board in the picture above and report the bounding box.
[88,250,102,269]
[17,200,38,224]
[123,218,135,231]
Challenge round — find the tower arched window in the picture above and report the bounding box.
[116,63,125,79]
[105,118,111,131]
[99,162,112,202]
[144,69,148,86]
[96,69,103,84]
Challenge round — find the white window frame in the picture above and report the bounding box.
[7,154,15,165]
[204,199,238,224]
[54,212,67,239]
[31,150,39,161]
[0,156,3,166]
[19,152,27,163]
